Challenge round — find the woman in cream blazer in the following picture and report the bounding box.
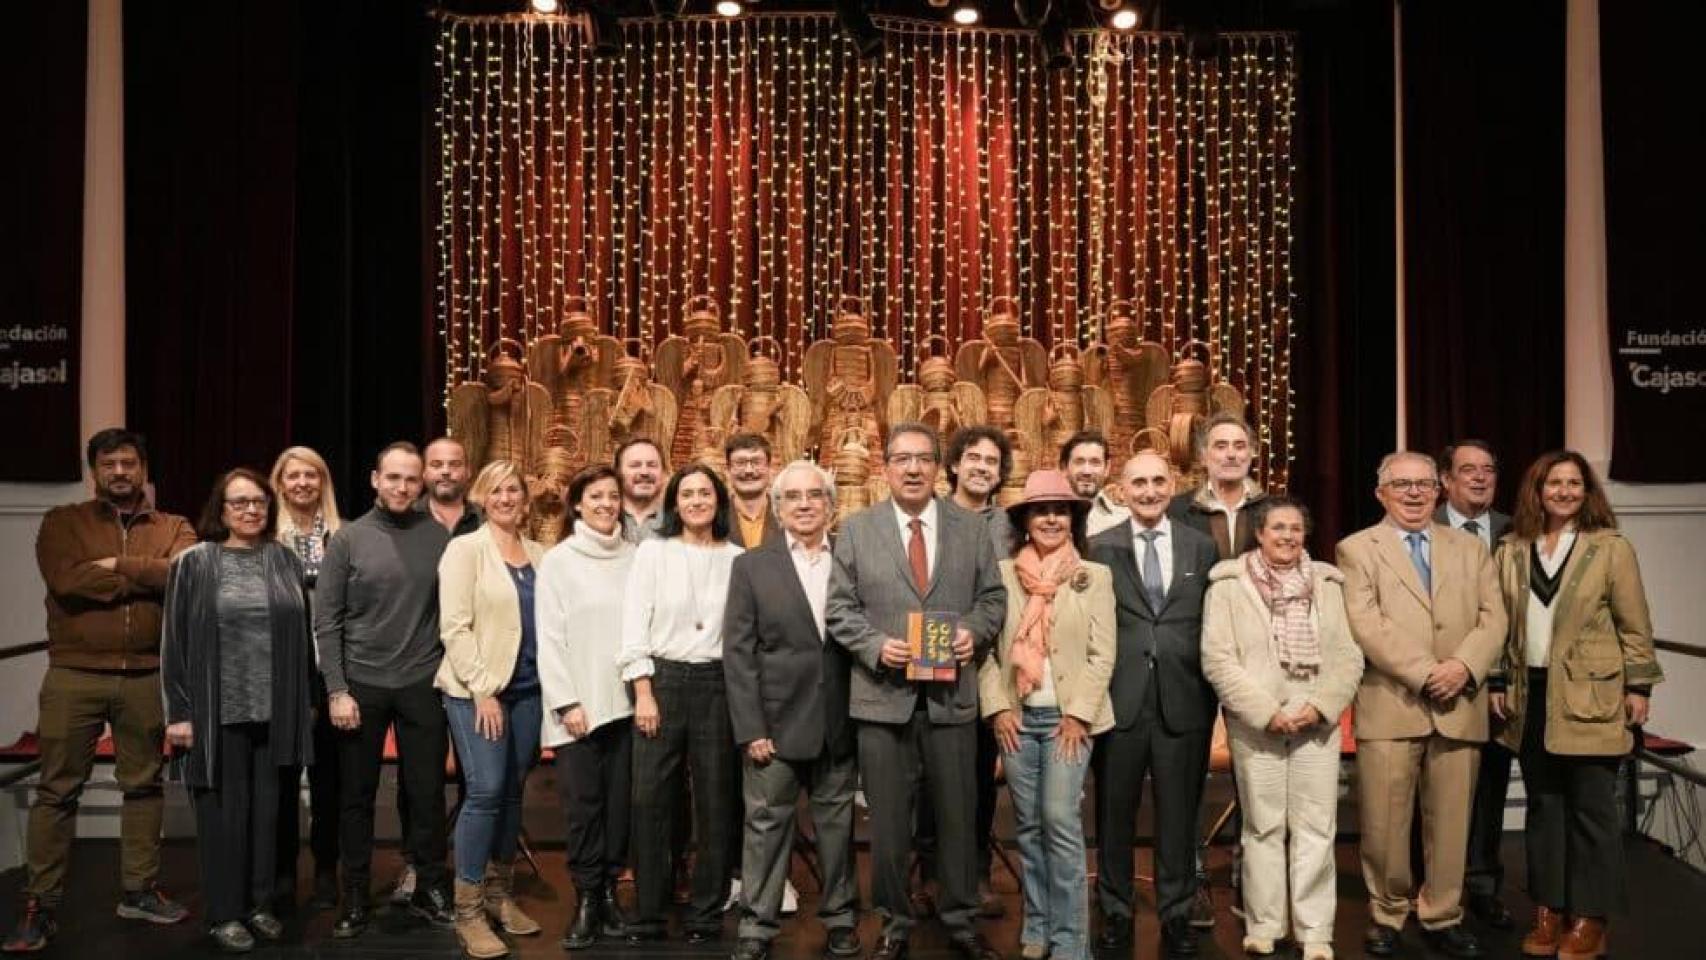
[979,471,1116,960]
[434,460,547,957]
[1200,496,1363,960]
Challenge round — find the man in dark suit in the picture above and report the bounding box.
[1436,439,1514,930]
[726,433,784,550]
[725,460,859,960]
[1089,451,1220,958]
[827,423,1008,960]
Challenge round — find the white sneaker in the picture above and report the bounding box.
[781,880,799,916]
[1301,943,1334,960]
[723,879,743,913]
[1240,935,1275,956]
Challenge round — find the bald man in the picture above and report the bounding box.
[1088,454,1220,958]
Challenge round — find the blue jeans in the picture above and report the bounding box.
[1003,706,1091,960]
[443,691,542,885]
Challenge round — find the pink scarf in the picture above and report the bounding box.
[1245,550,1320,679]
[1012,543,1083,698]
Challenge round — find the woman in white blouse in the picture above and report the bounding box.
[617,464,744,942]
[538,465,637,949]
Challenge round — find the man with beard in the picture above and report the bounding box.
[827,423,1007,960]
[1168,414,1268,561]
[5,430,196,953]
[1434,440,1514,930]
[724,434,782,550]
[317,443,456,937]
[617,438,667,544]
[1059,431,1124,537]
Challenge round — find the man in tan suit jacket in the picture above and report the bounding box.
[1337,452,1507,959]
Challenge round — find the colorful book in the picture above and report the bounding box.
[906,610,960,682]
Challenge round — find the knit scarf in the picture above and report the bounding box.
[1245,549,1320,679]
[1011,543,1083,698]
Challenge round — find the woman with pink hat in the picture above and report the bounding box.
[978,470,1117,960]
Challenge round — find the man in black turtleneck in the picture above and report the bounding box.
[315,442,454,936]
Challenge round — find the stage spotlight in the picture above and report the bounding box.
[531,0,560,12]
[716,0,743,14]
[1110,6,1138,30]
[952,4,980,25]
[834,0,884,58]
[1039,13,1072,68]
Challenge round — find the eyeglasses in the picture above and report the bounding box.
[1383,479,1439,494]
[780,489,830,504]
[224,497,270,513]
[886,453,938,467]
[728,456,770,471]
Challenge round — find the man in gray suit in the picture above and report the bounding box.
[827,423,1007,960]
[1089,452,1220,958]
[725,461,859,960]
[1436,439,1514,930]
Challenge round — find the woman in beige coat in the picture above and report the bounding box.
[434,460,547,958]
[980,471,1116,960]
[1200,496,1363,960]
[1488,451,1662,960]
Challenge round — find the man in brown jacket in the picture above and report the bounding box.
[4,429,196,953]
[1337,451,1507,960]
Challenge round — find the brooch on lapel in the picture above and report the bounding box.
[1070,569,1091,593]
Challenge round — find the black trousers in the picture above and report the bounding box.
[1465,739,1514,898]
[337,677,447,892]
[194,722,282,925]
[630,660,738,934]
[274,675,343,894]
[1092,717,1212,925]
[1519,668,1626,917]
[558,717,634,893]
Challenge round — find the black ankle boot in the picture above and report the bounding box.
[561,889,601,950]
[598,886,629,937]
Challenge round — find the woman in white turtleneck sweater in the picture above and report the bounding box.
[538,466,637,949]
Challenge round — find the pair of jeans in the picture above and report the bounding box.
[443,692,543,885]
[1003,706,1091,960]
[193,722,281,925]
[337,677,448,893]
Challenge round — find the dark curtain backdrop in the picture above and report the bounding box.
[1284,0,1397,550]
[4,2,87,481]
[125,1,431,515]
[1600,1,1706,483]
[1400,0,1565,505]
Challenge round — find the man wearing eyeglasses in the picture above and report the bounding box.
[827,423,1008,960]
[725,434,783,550]
[1337,452,1507,959]
[1434,440,1515,931]
[724,461,858,960]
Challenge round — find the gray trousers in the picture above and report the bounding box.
[860,715,978,942]
[737,747,859,942]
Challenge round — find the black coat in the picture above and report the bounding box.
[162,541,316,789]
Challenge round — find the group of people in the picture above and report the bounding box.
[3,418,1662,960]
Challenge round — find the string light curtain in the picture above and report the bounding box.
[434,13,1298,488]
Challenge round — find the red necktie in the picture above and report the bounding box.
[908,518,929,593]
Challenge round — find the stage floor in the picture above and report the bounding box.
[3,835,1702,959]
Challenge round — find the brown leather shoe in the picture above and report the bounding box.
[1521,906,1564,957]
[1557,917,1607,960]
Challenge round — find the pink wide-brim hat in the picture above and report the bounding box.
[1005,469,1090,523]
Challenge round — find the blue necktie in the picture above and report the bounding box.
[1406,531,1432,594]
[1138,530,1165,609]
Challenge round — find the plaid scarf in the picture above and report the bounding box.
[1245,549,1319,679]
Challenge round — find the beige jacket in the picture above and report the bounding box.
[1200,558,1364,731]
[979,559,1118,734]
[1492,529,1663,757]
[434,524,547,700]
[1337,522,1508,742]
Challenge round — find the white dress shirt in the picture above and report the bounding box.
[892,498,940,580]
[1128,515,1174,596]
[1525,527,1577,669]
[617,537,744,681]
[1087,490,1127,537]
[1445,503,1494,549]
[787,533,832,640]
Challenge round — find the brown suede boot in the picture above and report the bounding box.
[1521,906,1564,957]
[484,862,541,936]
[1557,916,1607,960]
[454,879,509,959]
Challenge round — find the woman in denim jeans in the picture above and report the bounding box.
[434,460,546,959]
[979,471,1117,960]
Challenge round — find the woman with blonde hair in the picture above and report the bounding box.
[266,444,343,909]
[435,459,547,958]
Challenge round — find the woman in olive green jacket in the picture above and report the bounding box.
[1488,450,1662,960]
